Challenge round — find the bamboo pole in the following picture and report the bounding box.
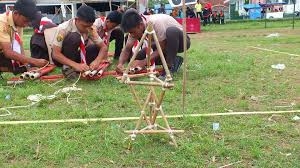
[147,87,179,148]
[0,110,299,125]
[151,75,165,84]
[182,0,188,116]
[125,81,174,88]
[149,86,166,125]
[148,87,155,123]
[152,32,172,81]
[121,30,148,82]
[125,130,184,134]
[157,103,179,147]
[116,72,158,80]
[147,32,152,72]
[129,85,143,109]
[134,91,152,130]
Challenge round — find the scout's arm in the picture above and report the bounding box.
[0,42,47,67]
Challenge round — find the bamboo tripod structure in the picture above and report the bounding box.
[119,22,184,147]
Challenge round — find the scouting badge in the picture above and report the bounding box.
[56,34,63,42]
[56,29,65,42]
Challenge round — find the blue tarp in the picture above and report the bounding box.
[243,4,261,9]
[243,4,261,20]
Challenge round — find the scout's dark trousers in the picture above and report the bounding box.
[30,33,49,61]
[0,53,26,74]
[109,28,124,59]
[53,32,100,67]
[136,27,191,67]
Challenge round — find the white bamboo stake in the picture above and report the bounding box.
[0,110,299,125]
[182,0,188,115]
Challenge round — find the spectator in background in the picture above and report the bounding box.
[202,7,209,26]
[158,3,166,14]
[218,10,225,24]
[149,9,154,15]
[186,6,196,18]
[143,8,153,15]
[195,0,203,20]
[117,5,126,13]
[261,8,266,19]
[205,2,212,24]
[212,11,218,24]
[170,7,180,18]
[143,8,149,15]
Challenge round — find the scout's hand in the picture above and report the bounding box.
[131,59,147,69]
[88,26,100,40]
[116,64,125,74]
[73,63,89,72]
[32,59,48,67]
[89,60,101,70]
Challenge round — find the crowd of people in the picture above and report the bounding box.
[169,0,226,26]
[0,0,191,79]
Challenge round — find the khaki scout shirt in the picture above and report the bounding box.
[0,11,23,52]
[53,18,103,48]
[127,14,182,44]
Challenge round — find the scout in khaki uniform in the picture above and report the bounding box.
[52,5,108,78]
[116,9,191,76]
[0,0,48,74]
[30,13,57,61]
[93,10,123,60]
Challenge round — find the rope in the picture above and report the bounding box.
[0,73,82,117]
[33,61,50,72]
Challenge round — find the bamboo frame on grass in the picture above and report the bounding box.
[118,22,184,147]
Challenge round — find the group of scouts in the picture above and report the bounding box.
[0,0,191,80]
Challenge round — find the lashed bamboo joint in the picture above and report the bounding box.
[119,22,183,147]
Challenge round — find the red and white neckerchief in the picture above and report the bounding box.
[34,17,53,34]
[7,11,23,68]
[79,36,87,64]
[11,31,23,67]
[99,16,109,45]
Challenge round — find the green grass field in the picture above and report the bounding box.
[0,20,300,167]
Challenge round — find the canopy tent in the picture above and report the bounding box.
[243,3,261,9]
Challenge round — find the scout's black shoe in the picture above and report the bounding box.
[62,65,79,79]
[170,56,183,73]
[12,66,27,75]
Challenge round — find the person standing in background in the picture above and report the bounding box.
[195,0,203,20]
[158,3,166,14]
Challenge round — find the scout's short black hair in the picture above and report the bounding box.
[31,13,42,29]
[107,10,122,25]
[121,9,142,33]
[77,5,96,23]
[14,0,37,21]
